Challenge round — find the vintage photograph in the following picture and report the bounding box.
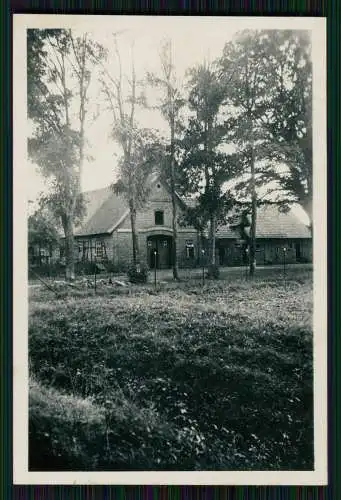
[13,15,327,484]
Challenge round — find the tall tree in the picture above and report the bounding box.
[147,40,185,280]
[112,128,164,265]
[220,30,313,232]
[99,36,152,268]
[219,31,273,276]
[259,30,313,225]
[27,29,105,280]
[179,63,237,276]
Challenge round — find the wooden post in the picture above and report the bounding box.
[202,249,205,286]
[94,243,97,294]
[154,250,157,289]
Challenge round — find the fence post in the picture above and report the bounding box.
[201,249,205,286]
[94,244,97,294]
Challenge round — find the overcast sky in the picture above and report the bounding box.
[25,15,319,225]
[28,16,241,201]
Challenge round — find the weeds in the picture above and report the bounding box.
[29,270,313,470]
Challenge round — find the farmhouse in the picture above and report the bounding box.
[74,175,199,269]
[71,174,312,269]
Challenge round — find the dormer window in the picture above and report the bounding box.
[155,210,164,225]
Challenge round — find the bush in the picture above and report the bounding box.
[75,261,105,276]
[29,262,65,279]
[106,261,129,274]
[127,263,149,284]
[206,264,220,279]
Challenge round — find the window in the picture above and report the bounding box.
[155,210,164,225]
[95,240,103,258]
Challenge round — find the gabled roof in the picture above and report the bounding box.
[217,205,311,240]
[75,187,128,237]
[254,205,311,239]
[75,177,311,240]
[216,225,241,239]
[75,173,172,237]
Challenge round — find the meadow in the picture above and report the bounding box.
[28,268,314,471]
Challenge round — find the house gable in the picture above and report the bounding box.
[116,178,192,232]
[75,174,195,237]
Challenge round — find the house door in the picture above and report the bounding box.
[147,235,172,269]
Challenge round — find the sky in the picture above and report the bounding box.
[28,16,240,202]
[26,15,317,225]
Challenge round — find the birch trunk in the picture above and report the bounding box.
[208,213,217,268]
[62,213,75,281]
[170,116,179,280]
[249,138,257,277]
[129,203,140,266]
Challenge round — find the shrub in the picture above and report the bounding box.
[206,264,220,279]
[106,261,129,274]
[75,261,106,276]
[127,263,149,284]
[29,262,65,279]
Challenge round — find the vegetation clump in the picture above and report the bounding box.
[29,270,313,471]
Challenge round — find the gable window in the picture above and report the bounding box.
[155,210,164,226]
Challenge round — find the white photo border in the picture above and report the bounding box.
[13,14,327,485]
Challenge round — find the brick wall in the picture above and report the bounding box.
[118,182,190,232]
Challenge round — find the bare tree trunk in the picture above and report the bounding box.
[171,190,179,279]
[129,203,140,266]
[208,213,217,276]
[170,117,179,280]
[249,140,257,277]
[303,197,313,235]
[62,213,75,281]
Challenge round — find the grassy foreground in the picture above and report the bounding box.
[29,270,313,471]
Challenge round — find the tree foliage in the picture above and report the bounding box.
[28,207,61,251]
[220,30,312,220]
[146,39,186,279]
[218,29,312,275]
[99,35,157,267]
[27,29,105,279]
[178,63,238,274]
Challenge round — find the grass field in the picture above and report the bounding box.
[28,268,314,471]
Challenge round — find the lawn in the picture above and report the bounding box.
[28,268,314,471]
